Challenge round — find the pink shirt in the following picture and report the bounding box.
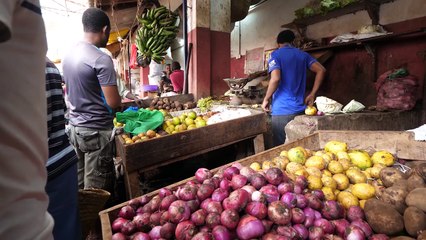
[170,69,184,92]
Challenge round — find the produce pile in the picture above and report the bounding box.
[295,0,359,19]
[148,97,197,112]
[136,6,179,66]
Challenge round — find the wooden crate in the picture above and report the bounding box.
[116,109,267,198]
[101,130,425,239]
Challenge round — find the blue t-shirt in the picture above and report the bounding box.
[63,42,117,129]
[268,46,317,115]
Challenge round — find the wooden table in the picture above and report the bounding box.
[115,109,267,198]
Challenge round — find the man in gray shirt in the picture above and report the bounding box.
[63,8,121,194]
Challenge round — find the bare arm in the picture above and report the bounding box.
[262,69,281,112]
[305,62,326,106]
[101,85,121,109]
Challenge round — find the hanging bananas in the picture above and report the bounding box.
[136,6,179,66]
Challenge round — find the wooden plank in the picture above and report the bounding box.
[121,111,267,172]
[253,134,265,154]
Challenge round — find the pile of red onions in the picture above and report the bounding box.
[111,166,386,240]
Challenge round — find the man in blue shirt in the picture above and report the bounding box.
[262,30,326,146]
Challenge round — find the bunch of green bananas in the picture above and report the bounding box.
[135,6,179,65]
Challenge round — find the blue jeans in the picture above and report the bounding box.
[46,163,82,240]
[271,113,301,147]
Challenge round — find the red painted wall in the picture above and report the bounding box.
[211,30,231,96]
[230,56,247,78]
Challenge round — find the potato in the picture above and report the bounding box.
[390,237,416,240]
[404,206,426,237]
[407,174,426,193]
[393,179,408,191]
[417,231,426,240]
[364,199,404,235]
[381,186,408,214]
[406,188,426,212]
[380,167,406,187]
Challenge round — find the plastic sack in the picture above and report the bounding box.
[116,108,164,135]
[342,100,365,113]
[315,96,343,114]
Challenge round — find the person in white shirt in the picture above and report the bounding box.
[0,0,54,239]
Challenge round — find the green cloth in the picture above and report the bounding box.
[116,109,164,135]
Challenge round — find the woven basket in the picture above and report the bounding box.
[79,188,111,239]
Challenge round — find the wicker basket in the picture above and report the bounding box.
[79,188,111,239]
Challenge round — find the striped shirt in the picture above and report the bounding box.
[45,58,77,180]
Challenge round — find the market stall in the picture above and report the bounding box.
[115,105,267,198]
[100,130,426,240]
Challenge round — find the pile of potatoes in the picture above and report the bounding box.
[364,162,426,239]
[149,97,197,112]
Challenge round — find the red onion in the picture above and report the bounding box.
[139,195,151,206]
[212,188,229,202]
[191,209,207,226]
[277,182,294,195]
[223,167,239,180]
[231,174,247,189]
[347,206,365,222]
[112,232,127,240]
[133,213,151,232]
[245,201,268,219]
[236,215,265,240]
[345,225,366,240]
[261,219,273,233]
[281,192,297,208]
[309,226,325,240]
[369,234,390,240]
[197,184,215,201]
[231,162,243,170]
[314,210,322,220]
[149,196,162,212]
[267,201,292,225]
[314,218,335,234]
[195,168,212,183]
[121,220,136,235]
[192,231,212,240]
[303,208,315,228]
[212,225,231,240]
[202,178,216,188]
[265,167,284,185]
[118,205,136,220]
[178,185,198,201]
[222,189,249,212]
[208,177,221,188]
[160,222,176,239]
[249,173,267,190]
[149,211,163,226]
[219,179,231,191]
[159,187,173,198]
[259,185,280,203]
[136,207,144,215]
[186,180,199,186]
[128,198,141,210]
[324,234,344,240]
[149,225,162,239]
[295,175,308,188]
[311,189,325,200]
[293,224,309,239]
[296,193,308,208]
[241,185,256,195]
[322,200,345,220]
[332,219,350,237]
[205,212,221,228]
[141,203,153,214]
[186,199,200,213]
[350,219,372,237]
[251,191,267,203]
[160,211,170,225]
[276,226,299,239]
[291,207,306,224]
[294,184,304,194]
[168,200,191,224]
[175,220,198,240]
[199,226,209,232]
[262,233,287,240]
[200,198,212,211]
[160,195,178,210]
[112,217,128,233]
[239,166,255,178]
[131,232,151,240]
[305,193,323,210]
[220,209,239,229]
[205,201,223,214]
